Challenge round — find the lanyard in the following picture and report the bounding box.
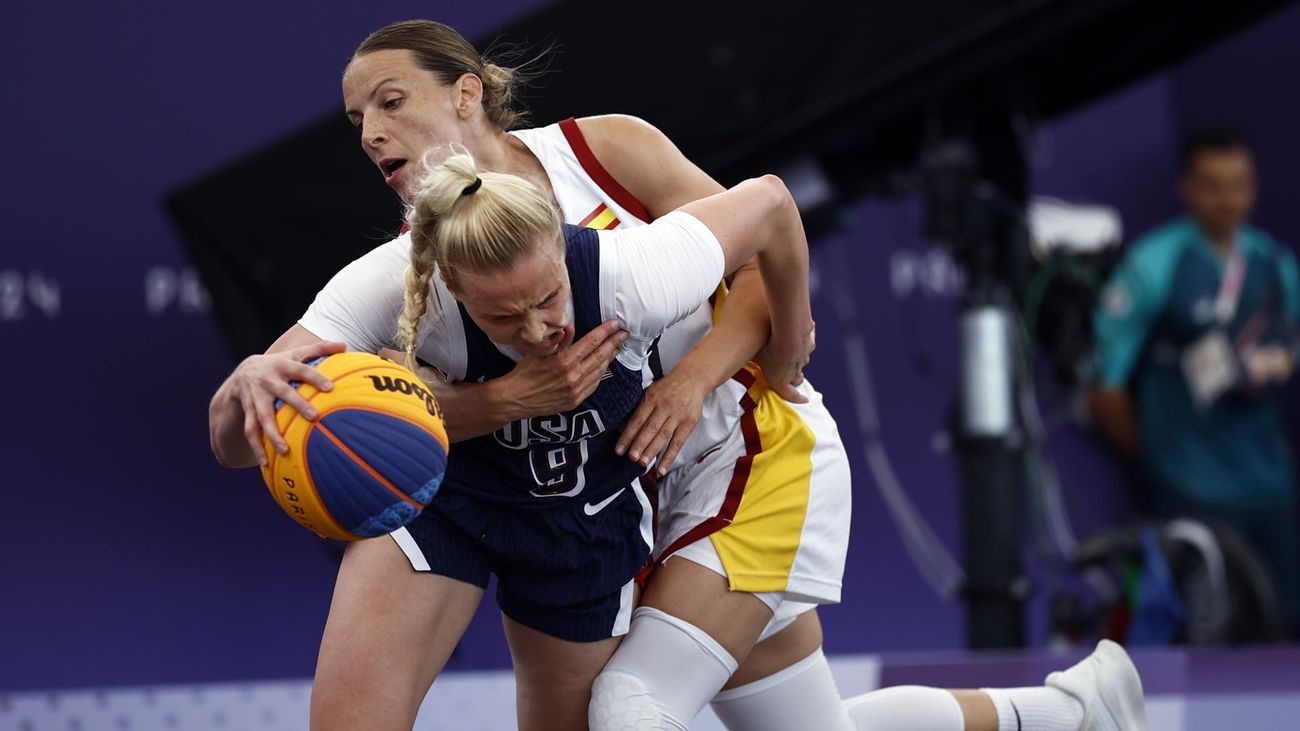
[1214,244,1247,325]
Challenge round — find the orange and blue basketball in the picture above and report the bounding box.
[259,352,449,540]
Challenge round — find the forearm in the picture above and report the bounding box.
[209,380,256,468]
[671,264,771,389]
[424,378,525,442]
[756,190,813,337]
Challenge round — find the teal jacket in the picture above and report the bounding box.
[1094,216,1300,506]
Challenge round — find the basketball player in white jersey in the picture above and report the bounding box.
[208,19,1147,731]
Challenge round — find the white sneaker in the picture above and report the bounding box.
[1045,640,1148,731]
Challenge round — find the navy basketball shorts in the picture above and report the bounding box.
[389,480,653,642]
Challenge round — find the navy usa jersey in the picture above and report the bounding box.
[442,224,646,507]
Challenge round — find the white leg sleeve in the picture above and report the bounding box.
[842,685,966,731]
[589,606,738,731]
[709,647,853,731]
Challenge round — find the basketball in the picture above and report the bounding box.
[259,352,449,540]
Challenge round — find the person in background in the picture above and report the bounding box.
[1090,126,1300,635]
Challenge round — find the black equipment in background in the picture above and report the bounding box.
[1068,520,1287,645]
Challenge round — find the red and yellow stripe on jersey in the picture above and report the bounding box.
[579,203,622,230]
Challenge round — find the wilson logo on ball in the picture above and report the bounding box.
[365,375,443,418]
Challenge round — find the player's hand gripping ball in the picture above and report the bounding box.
[260,352,449,540]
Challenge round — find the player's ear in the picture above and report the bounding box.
[454,72,483,119]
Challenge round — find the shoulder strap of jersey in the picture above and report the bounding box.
[558,118,652,224]
[562,224,604,333]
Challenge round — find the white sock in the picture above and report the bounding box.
[710,647,853,731]
[841,686,965,730]
[982,687,1084,731]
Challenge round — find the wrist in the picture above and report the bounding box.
[686,363,720,398]
[771,319,810,348]
[670,354,731,394]
[483,374,526,423]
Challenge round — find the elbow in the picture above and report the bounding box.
[754,174,801,232]
[756,174,795,211]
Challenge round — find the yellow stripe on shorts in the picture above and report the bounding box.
[710,368,816,594]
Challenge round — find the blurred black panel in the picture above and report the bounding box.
[505,0,1292,184]
[165,115,404,356]
[167,0,1293,357]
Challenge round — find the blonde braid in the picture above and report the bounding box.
[397,170,448,368]
[397,257,436,370]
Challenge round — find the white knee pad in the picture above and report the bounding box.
[590,669,661,731]
[589,607,738,731]
[710,647,853,731]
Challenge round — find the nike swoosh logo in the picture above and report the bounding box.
[583,488,626,516]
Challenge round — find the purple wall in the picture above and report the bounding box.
[4,1,1299,692]
[0,0,549,691]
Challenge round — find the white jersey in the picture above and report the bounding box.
[299,213,724,383]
